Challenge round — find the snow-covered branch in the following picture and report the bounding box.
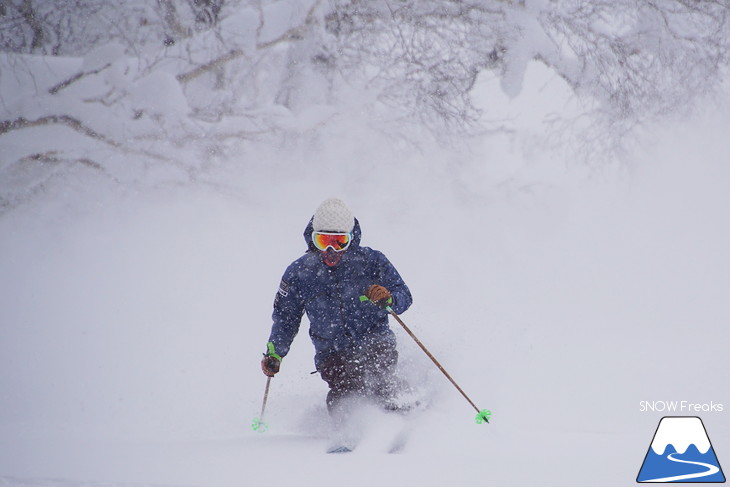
[1,0,729,209]
[0,115,171,162]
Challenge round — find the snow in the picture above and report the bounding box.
[81,43,127,72]
[258,0,318,45]
[1,13,730,487]
[129,71,190,117]
[1,106,729,486]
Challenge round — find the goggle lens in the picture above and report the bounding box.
[312,232,351,251]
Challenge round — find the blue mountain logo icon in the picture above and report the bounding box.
[637,416,725,483]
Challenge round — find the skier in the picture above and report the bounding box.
[260,198,413,417]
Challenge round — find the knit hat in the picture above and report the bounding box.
[312,198,354,233]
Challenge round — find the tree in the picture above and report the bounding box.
[1,0,729,209]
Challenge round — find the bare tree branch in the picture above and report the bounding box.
[176,0,324,84]
[19,0,44,51]
[48,63,111,94]
[0,115,170,162]
[176,48,244,83]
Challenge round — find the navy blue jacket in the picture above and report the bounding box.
[267,217,412,369]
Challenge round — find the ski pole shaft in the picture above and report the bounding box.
[387,307,489,423]
[252,376,272,432]
[259,376,272,420]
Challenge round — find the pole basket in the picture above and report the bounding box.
[251,416,269,432]
[475,409,492,424]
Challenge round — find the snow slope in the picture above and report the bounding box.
[1,61,729,487]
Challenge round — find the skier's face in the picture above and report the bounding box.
[312,231,351,267]
[321,247,345,267]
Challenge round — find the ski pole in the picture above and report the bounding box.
[386,306,491,424]
[251,376,272,432]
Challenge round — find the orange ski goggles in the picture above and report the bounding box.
[312,231,352,252]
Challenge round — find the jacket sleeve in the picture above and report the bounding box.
[376,252,412,315]
[266,264,305,359]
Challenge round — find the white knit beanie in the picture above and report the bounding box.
[312,198,354,233]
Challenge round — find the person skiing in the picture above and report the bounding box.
[260,198,413,416]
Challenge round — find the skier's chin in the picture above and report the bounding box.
[321,249,344,267]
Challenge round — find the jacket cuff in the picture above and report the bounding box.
[265,341,283,361]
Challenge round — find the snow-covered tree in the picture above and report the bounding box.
[1,0,729,209]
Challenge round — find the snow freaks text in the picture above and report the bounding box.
[640,401,724,413]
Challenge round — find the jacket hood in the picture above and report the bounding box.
[304,216,362,252]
